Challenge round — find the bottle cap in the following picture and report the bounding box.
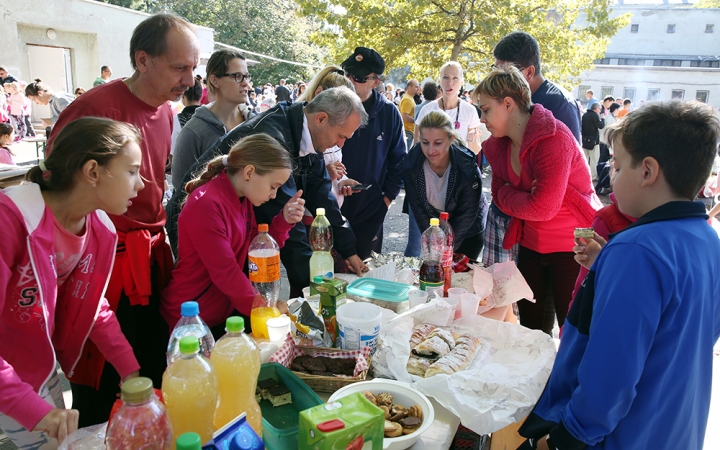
[230,427,261,450]
[430,218,439,226]
[316,208,326,216]
[258,224,268,232]
[226,316,245,333]
[176,432,202,450]
[440,212,449,220]
[120,377,154,404]
[313,275,323,283]
[179,336,200,355]
[181,301,199,317]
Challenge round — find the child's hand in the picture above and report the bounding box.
[282,189,305,224]
[33,408,79,444]
[121,371,140,385]
[573,232,607,270]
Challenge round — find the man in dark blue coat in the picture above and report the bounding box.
[340,47,406,259]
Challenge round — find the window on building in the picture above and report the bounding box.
[647,89,660,101]
[593,58,610,65]
[654,59,682,67]
[690,60,720,68]
[578,85,591,104]
[706,24,714,33]
[631,24,639,33]
[618,58,645,66]
[671,90,685,100]
[667,24,676,33]
[601,86,614,99]
[623,88,636,103]
[696,91,709,103]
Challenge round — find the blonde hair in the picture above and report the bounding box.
[440,61,464,81]
[417,111,464,147]
[298,65,353,102]
[185,134,293,193]
[472,66,532,114]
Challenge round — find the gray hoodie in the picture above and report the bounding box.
[171,105,228,190]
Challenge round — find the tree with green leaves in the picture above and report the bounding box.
[297,0,630,87]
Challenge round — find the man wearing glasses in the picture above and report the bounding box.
[340,47,406,260]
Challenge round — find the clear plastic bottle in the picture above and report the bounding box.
[420,218,446,298]
[309,208,334,281]
[162,336,219,446]
[106,377,173,450]
[176,432,202,450]
[439,212,455,296]
[167,301,215,365]
[211,317,262,435]
[248,223,281,304]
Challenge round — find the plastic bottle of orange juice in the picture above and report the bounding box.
[211,316,262,434]
[162,336,218,447]
[249,224,281,338]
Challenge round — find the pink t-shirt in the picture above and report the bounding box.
[53,215,88,285]
[0,147,13,165]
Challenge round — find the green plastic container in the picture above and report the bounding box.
[347,278,412,313]
[259,362,324,450]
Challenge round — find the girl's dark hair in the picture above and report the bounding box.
[25,78,48,97]
[0,123,15,156]
[206,49,246,94]
[26,117,142,192]
[185,134,293,194]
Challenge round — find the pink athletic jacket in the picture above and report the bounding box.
[161,171,294,328]
[483,104,602,249]
[0,184,140,430]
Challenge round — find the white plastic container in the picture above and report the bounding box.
[337,302,382,355]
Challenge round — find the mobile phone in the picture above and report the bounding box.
[351,184,372,191]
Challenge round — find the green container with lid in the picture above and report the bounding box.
[347,278,412,313]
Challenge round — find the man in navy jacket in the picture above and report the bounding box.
[340,47,406,259]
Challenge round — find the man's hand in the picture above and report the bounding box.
[384,196,392,208]
[282,190,305,224]
[345,255,368,276]
[338,179,360,197]
[326,161,346,181]
[573,232,607,270]
[33,408,79,444]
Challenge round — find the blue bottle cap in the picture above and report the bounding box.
[181,301,199,317]
[229,427,261,450]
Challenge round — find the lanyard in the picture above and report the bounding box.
[441,98,461,130]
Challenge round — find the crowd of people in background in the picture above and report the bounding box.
[1,13,720,450]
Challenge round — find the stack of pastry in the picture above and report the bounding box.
[406,324,482,378]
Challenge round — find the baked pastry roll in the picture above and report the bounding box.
[426,328,455,350]
[412,336,451,358]
[406,355,433,377]
[409,324,435,349]
[425,334,482,377]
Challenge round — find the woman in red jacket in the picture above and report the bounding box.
[161,134,305,333]
[474,68,601,334]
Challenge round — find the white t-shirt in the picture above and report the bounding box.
[416,99,481,142]
[423,160,451,211]
[298,116,347,209]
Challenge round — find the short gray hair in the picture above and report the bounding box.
[306,86,368,127]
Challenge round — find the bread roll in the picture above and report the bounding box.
[425,334,482,377]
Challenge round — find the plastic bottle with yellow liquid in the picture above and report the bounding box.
[249,224,281,338]
[162,336,219,447]
[211,316,262,434]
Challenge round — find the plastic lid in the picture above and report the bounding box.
[226,316,245,333]
[230,427,261,450]
[430,218,439,226]
[181,301,199,317]
[316,208,326,216]
[347,278,411,302]
[258,224,268,232]
[440,212,449,220]
[120,377,153,404]
[313,275,323,283]
[176,432,202,450]
[179,336,200,354]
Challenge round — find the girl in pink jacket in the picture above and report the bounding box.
[161,133,305,332]
[0,117,145,448]
[475,67,601,335]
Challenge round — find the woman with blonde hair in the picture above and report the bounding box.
[475,67,600,334]
[161,133,305,334]
[402,111,486,258]
[296,65,352,103]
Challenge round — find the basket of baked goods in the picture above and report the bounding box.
[269,337,372,393]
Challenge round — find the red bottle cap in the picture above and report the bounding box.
[440,212,449,220]
[317,419,345,432]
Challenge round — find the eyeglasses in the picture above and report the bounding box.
[222,72,252,83]
[345,72,379,84]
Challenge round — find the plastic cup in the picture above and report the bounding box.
[460,293,480,319]
[408,290,429,309]
[266,315,291,342]
[444,297,461,320]
[302,286,311,298]
[447,287,467,300]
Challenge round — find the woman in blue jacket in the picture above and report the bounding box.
[402,111,488,259]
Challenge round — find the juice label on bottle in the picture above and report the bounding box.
[248,253,280,283]
[421,281,444,299]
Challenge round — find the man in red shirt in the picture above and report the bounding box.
[48,13,199,426]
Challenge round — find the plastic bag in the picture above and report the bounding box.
[57,422,107,450]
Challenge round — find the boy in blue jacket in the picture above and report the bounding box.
[518,101,720,450]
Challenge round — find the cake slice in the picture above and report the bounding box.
[268,385,292,407]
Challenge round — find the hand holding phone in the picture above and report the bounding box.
[351,184,372,191]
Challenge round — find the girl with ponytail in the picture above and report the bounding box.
[161,133,305,335]
[0,117,143,448]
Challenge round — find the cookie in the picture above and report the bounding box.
[384,420,403,438]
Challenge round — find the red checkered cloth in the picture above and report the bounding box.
[269,334,370,377]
